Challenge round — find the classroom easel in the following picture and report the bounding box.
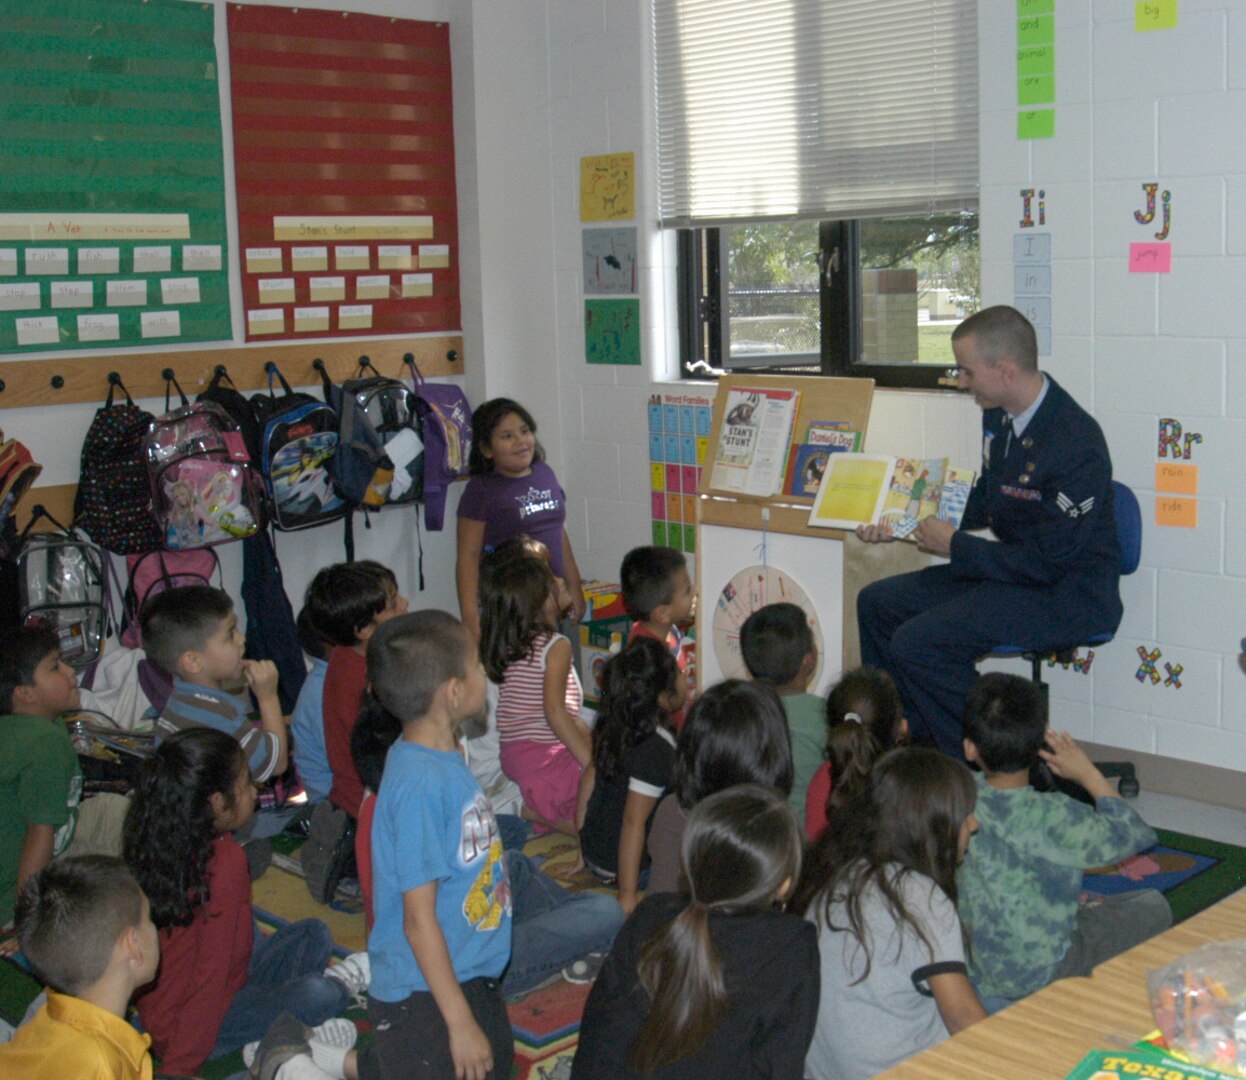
[694,373,876,690]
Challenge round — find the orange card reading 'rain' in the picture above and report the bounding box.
[1155,497,1196,528]
[1155,461,1198,495]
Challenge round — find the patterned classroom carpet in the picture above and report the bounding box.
[1082,827,1246,924]
[0,828,600,1079]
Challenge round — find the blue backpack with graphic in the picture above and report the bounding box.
[254,363,347,533]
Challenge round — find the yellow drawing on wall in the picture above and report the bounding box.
[580,152,634,221]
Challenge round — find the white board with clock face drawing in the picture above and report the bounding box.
[698,523,844,697]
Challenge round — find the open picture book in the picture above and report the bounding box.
[807,454,975,538]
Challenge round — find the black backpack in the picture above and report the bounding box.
[198,365,265,465]
[74,375,160,555]
[341,358,423,506]
[254,363,348,533]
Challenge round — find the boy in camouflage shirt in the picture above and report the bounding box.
[957,674,1170,1009]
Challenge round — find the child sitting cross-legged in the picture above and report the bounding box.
[123,728,368,1077]
[0,856,159,1079]
[739,601,824,824]
[363,610,513,1079]
[577,636,687,914]
[0,627,130,950]
[141,584,291,841]
[620,545,695,728]
[957,673,1171,1012]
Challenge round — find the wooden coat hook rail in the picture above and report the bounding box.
[0,334,463,411]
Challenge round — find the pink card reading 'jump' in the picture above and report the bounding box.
[1129,242,1171,273]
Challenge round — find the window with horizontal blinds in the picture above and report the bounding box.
[654,0,979,227]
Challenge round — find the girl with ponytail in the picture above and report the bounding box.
[573,785,818,1079]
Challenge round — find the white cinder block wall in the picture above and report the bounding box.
[520,0,1246,776]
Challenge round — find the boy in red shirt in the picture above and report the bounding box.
[620,546,695,728]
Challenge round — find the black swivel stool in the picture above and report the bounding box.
[987,480,1142,798]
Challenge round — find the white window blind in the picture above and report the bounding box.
[653,0,979,227]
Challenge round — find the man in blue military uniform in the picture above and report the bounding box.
[856,305,1122,757]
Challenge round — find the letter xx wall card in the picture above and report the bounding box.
[0,0,231,353]
[228,6,460,342]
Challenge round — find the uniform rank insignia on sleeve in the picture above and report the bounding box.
[1056,492,1094,518]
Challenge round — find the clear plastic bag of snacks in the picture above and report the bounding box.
[1149,940,1246,1077]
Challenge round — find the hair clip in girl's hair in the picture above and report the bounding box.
[844,711,864,725]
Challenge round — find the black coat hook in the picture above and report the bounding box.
[446,349,458,363]
[0,379,6,393]
[107,371,122,385]
[161,367,176,380]
[215,364,228,376]
[50,375,64,389]
[312,358,326,372]
[358,355,370,369]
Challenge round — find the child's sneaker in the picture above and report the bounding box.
[561,952,608,985]
[324,951,371,1008]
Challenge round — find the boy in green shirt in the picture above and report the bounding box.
[0,627,85,934]
[740,602,823,822]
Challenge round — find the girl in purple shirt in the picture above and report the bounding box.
[456,398,584,640]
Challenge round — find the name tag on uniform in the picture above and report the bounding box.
[1000,484,1042,502]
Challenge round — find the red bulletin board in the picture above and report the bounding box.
[227,6,460,342]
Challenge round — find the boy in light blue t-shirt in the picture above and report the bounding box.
[365,611,513,1080]
[289,608,333,804]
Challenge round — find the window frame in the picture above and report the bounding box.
[678,220,963,390]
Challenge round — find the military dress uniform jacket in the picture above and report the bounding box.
[949,375,1123,646]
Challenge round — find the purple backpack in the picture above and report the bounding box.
[405,355,472,530]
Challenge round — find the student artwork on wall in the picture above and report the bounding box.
[584,298,640,365]
[582,228,637,294]
[648,391,713,552]
[228,6,460,342]
[0,0,232,354]
[579,153,634,222]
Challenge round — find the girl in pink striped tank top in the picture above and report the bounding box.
[480,553,591,835]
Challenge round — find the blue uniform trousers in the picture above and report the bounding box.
[858,564,1076,757]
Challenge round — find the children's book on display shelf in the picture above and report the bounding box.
[807,454,974,537]
[782,421,862,497]
[707,385,800,497]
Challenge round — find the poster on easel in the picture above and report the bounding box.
[0,0,231,353]
[228,6,460,342]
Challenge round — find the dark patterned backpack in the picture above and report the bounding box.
[74,375,161,555]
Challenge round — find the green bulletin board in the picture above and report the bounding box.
[0,0,232,353]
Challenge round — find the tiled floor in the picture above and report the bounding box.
[1130,789,1246,847]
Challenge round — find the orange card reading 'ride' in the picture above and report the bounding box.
[1155,496,1196,528]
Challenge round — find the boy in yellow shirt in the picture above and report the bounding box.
[0,855,159,1080]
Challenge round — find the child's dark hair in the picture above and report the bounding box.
[351,696,404,793]
[670,679,794,809]
[627,785,802,1073]
[479,553,557,683]
[303,561,395,648]
[368,610,473,724]
[468,398,544,475]
[620,545,687,621]
[790,747,975,977]
[123,728,246,928]
[963,672,1046,773]
[0,625,60,714]
[15,855,143,997]
[822,666,905,818]
[739,602,814,686]
[296,606,332,663]
[592,637,680,781]
[138,585,234,674]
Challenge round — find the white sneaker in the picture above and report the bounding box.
[324,951,371,1006]
[309,1016,358,1050]
[276,1054,337,1080]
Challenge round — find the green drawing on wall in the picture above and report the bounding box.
[585,298,640,365]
